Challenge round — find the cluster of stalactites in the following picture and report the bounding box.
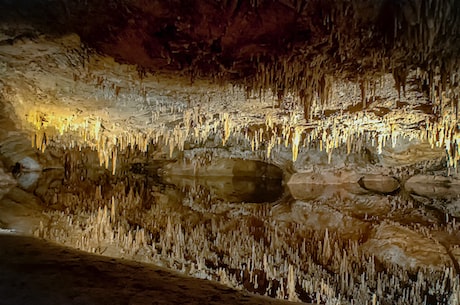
[27,92,459,176]
[26,107,237,173]
[247,55,333,121]
[247,58,460,125]
[390,0,460,61]
[239,0,460,124]
[242,54,460,167]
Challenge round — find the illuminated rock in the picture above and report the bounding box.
[362,223,450,270]
[271,201,371,241]
[17,157,41,172]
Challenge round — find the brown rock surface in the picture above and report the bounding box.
[358,174,400,194]
[405,175,460,198]
[271,201,371,241]
[0,167,16,200]
[362,223,450,269]
[287,170,361,185]
[162,158,283,178]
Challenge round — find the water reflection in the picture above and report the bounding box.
[162,175,284,203]
[15,149,460,304]
[288,183,394,220]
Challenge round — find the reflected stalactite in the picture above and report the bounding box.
[31,161,460,304]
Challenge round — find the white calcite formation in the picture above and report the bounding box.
[0,32,458,176]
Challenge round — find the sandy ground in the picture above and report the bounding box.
[0,231,304,305]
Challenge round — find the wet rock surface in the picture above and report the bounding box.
[358,174,400,194]
[162,158,283,178]
[405,175,460,198]
[287,170,362,185]
[287,183,367,201]
[287,172,400,196]
[362,223,451,270]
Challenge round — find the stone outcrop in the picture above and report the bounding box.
[162,158,283,178]
[358,174,400,194]
[362,223,450,269]
[405,175,460,198]
[287,171,400,196]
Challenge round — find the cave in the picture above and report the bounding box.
[0,1,460,304]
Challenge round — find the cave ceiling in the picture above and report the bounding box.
[0,0,459,171]
[3,0,460,89]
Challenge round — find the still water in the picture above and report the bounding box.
[19,148,460,305]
